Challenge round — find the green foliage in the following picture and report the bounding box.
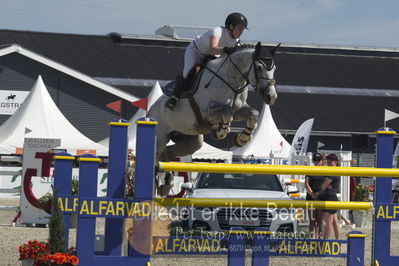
[71,178,79,196]
[100,173,108,193]
[100,172,108,184]
[48,189,66,254]
[11,170,22,182]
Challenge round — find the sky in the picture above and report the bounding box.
[1,0,399,49]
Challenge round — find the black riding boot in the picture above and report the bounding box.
[166,75,186,110]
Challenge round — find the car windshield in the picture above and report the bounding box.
[197,172,283,191]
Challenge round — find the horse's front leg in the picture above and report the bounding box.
[207,102,234,140]
[232,106,259,147]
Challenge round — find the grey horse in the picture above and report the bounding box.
[148,42,279,196]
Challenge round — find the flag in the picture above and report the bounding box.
[131,98,148,111]
[106,100,122,113]
[288,118,315,164]
[25,127,32,134]
[317,141,325,150]
[279,141,283,147]
[385,109,399,122]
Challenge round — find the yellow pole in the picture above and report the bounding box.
[154,198,373,211]
[159,162,399,177]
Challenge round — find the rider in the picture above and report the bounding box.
[165,12,248,110]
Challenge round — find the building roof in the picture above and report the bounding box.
[0,29,399,134]
[0,44,139,102]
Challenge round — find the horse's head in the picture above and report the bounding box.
[251,42,279,105]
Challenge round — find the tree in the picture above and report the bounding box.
[48,188,66,254]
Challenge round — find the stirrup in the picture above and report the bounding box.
[166,96,178,110]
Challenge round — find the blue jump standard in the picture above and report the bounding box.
[53,119,399,265]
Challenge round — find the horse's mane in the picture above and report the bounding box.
[211,44,256,64]
[236,43,256,51]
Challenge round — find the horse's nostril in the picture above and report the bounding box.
[266,95,271,102]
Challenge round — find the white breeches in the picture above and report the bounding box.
[183,43,205,78]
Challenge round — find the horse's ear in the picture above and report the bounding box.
[254,41,262,57]
[270,43,281,56]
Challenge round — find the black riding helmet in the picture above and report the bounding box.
[225,12,248,29]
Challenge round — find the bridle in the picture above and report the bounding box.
[227,51,276,96]
[205,49,276,95]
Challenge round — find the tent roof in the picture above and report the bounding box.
[232,105,291,158]
[192,142,232,162]
[0,76,108,155]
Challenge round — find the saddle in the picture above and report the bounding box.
[161,56,215,98]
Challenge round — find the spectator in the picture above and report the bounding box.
[125,149,136,197]
[316,153,341,239]
[349,159,358,201]
[305,152,325,238]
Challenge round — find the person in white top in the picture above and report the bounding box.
[166,12,248,110]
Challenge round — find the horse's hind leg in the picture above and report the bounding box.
[232,106,259,147]
[161,134,204,162]
[157,134,203,197]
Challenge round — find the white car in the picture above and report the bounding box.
[181,172,298,232]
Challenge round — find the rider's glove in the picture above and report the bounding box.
[223,46,236,55]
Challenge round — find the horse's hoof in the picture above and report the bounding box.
[233,134,244,147]
[216,132,227,140]
[233,133,250,147]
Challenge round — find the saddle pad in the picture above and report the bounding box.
[161,69,203,98]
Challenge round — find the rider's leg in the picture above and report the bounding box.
[165,75,186,109]
[166,46,201,110]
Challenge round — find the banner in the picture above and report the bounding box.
[19,137,61,224]
[288,118,314,164]
[0,90,29,115]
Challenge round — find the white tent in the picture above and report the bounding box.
[192,142,232,163]
[232,105,291,158]
[98,81,163,149]
[166,140,232,163]
[0,76,108,155]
